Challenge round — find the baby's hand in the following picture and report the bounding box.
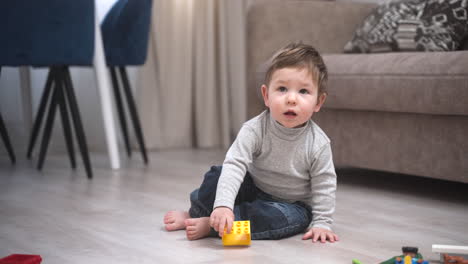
[302,227,339,243]
[210,207,234,237]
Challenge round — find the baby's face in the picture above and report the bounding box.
[261,67,325,128]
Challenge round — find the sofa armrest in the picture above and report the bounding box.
[247,0,377,117]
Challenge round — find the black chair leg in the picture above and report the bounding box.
[119,66,148,164]
[56,78,76,169]
[27,69,54,159]
[62,67,93,179]
[0,113,16,164]
[37,83,58,170]
[0,68,15,164]
[0,67,15,163]
[110,67,132,157]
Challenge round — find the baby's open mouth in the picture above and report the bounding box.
[284,111,297,116]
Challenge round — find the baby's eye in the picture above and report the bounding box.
[278,86,287,92]
[299,89,309,94]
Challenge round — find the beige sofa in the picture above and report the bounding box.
[247,0,468,183]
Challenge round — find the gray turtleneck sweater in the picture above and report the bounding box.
[214,110,336,230]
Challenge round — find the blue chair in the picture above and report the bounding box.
[0,0,95,178]
[101,0,152,164]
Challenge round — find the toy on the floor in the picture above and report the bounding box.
[379,247,428,264]
[394,255,427,264]
[222,220,251,246]
[432,244,468,264]
[442,253,468,264]
[0,254,42,264]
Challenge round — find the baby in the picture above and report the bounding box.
[164,42,338,243]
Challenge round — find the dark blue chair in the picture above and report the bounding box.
[0,0,95,178]
[101,0,152,164]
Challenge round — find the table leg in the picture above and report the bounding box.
[93,2,120,170]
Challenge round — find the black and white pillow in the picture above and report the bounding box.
[415,0,468,51]
[344,0,468,53]
[344,0,426,53]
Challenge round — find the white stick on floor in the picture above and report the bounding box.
[432,245,468,254]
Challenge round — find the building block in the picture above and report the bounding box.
[381,246,424,264]
[222,220,251,246]
[0,254,42,264]
[403,255,412,264]
[442,254,468,264]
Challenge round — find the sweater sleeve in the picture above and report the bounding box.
[213,125,260,210]
[308,143,337,230]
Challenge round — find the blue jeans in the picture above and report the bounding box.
[189,166,312,240]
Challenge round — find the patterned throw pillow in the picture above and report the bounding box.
[415,0,468,51]
[344,0,468,53]
[462,37,468,50]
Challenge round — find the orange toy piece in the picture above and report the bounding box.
[443,254,468,264]
[222,221,251,246]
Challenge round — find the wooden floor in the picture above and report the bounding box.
[1,149,467,264]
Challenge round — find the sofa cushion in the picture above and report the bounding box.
[322,51,468,116]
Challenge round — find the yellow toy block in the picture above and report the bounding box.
[222,221,251,246]
[404,255,412,264]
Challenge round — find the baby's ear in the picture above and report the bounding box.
[314,93,327,112]
[261,85,270,107]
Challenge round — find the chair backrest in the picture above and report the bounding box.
[0,0,95,66]
[101,0,153,66]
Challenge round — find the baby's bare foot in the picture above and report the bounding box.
[163,211,190,231]
[185,217,211,240]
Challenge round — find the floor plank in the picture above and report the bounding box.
[1,149,467,264]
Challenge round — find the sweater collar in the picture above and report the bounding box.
[268,111,310,141]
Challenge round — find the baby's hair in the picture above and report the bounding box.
[264,42,328,95]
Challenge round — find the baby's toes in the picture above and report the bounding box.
[186,230,196,240]
[184,218,196,227]
[163,212,174,223]
[164,223,175,231]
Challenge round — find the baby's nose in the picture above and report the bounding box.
[287,93,297,105]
